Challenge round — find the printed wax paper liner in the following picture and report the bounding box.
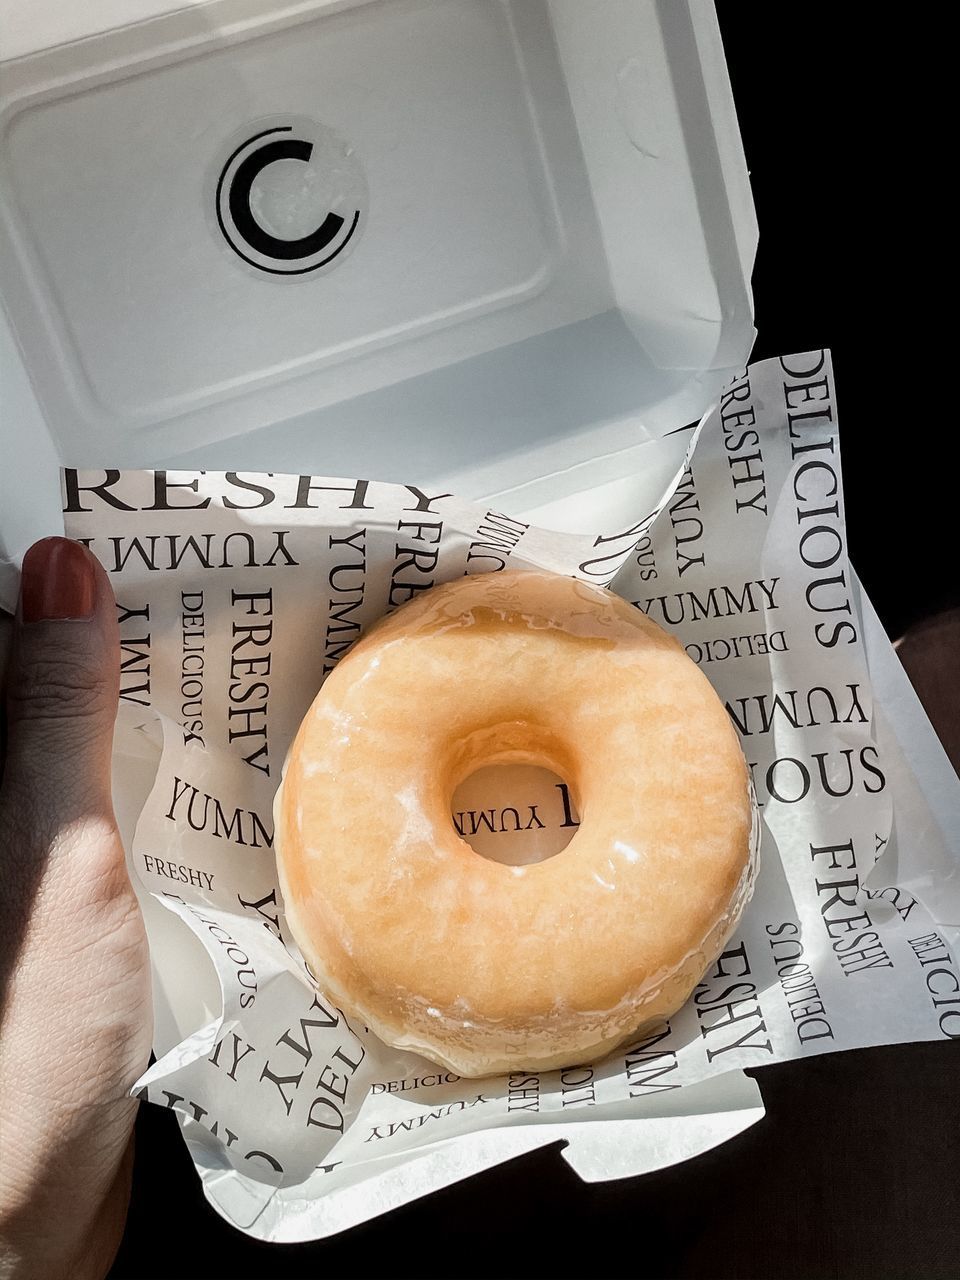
[58,350,960,1241]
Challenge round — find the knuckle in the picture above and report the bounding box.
[9,650,111,725]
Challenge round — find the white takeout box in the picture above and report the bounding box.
[0,0,756,556]
[3,4,960,1231]
[0,0,770,1193]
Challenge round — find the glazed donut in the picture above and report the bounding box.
[275,570,755,1077]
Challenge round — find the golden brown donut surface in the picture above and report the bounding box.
[275,569,755,1077]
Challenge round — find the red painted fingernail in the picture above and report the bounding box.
[20,537,96,623]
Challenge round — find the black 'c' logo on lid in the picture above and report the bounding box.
[214,119,366,277]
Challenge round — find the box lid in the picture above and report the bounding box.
[0,0,756,547]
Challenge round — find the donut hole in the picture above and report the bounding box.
[451,762,580,865]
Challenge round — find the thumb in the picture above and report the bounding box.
[2,537,119,824]
[0,541,147,1279]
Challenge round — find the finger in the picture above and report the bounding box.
[1,537,119,832]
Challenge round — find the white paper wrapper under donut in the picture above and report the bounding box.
[60,350,960,1241]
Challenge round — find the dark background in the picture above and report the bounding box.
[109,6,958,1279]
